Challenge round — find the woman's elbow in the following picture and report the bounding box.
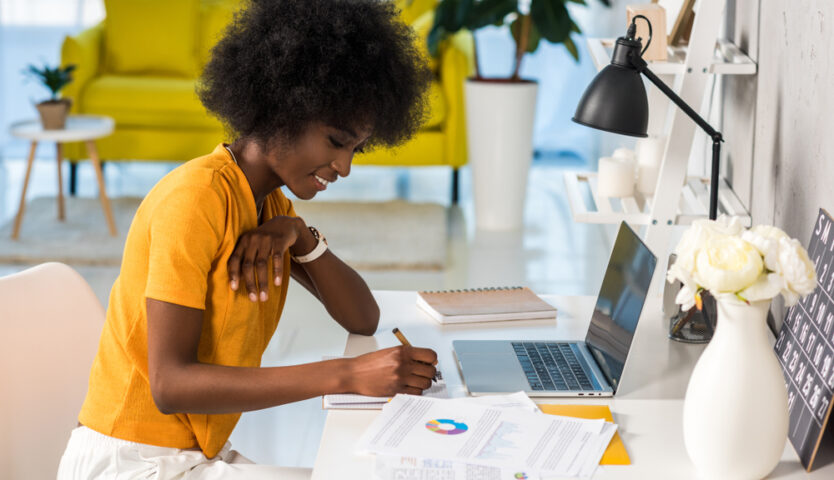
[348,304,380,336]
[149,371,179,415]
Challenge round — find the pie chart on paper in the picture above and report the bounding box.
[425,418,468,435]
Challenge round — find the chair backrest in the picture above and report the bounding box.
[0,263,105,480]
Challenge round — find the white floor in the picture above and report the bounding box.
[0,153,614,467]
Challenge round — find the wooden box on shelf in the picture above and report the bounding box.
[627,4,668,61]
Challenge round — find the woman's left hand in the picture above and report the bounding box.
[227,215,306,302]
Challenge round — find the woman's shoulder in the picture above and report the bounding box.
[136,146,238,223]
[153,145,237,197]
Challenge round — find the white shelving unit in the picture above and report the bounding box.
[565,0,757,256]
[564,171,751,226]
[585,38,757,76]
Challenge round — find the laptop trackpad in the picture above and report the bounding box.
[457,349,529,394]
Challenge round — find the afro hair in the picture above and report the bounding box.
[197,0,433,151]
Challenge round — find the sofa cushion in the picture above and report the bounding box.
[424,80,446,129]
[410,10,438,74]
[82,75,221,129]
[395,0,435,25]
[82,75,442,132]
[103,0,200,77]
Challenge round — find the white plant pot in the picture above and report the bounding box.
[465,80,538,230]
[683,296,789,479]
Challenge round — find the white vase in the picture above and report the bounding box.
[683,296,788,479]
[465,80,537,231]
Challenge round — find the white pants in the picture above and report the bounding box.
[57,426,312,479]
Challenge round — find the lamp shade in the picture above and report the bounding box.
[572,38,649,138]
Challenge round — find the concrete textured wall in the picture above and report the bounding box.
[724,0,834,241]
[723,0,834,320]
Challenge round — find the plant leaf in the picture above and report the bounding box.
[530,0,572,44]
[570,19,582,34]
[563,34,579,61]
[23,62,74,99]
[427,25,446,57]
[454,0,473,29]
[567,0,587,5]
[428,0,462,57]
[510,16,542,54]
[430,0,458,32]
[465,0,516,30]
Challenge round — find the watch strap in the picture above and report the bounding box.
[292,226,327,264]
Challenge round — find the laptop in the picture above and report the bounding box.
[453,222,657,397]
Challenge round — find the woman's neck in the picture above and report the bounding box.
[228,139,283,207]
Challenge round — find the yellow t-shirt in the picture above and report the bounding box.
[79,144,296,458]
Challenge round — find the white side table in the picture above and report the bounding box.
[9,115,117,239]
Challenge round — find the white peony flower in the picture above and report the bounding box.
[742,225,789,273]
[694,235,763,293]
[775,237,817,306]
[667,262,698,310]
[673,216,745,272]
[749,224,790,241]
[667,217,816,307]
[740,272,785,302]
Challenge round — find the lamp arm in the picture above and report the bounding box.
[632,57,721,141]
[630,55,723,220]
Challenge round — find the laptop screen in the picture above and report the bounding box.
[584,222,656,392]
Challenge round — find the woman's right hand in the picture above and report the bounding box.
[345,346,438,397]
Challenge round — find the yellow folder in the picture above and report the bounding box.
[539,404,631,465]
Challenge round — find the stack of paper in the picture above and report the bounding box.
[323,371,449,409]
[357,392,618,479]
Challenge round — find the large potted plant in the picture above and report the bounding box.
[24,63,76,129]
[428,0,608,230]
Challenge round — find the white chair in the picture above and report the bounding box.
[0,263,313,479]
[0,262,105,480]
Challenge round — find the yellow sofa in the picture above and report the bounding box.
[60,0,473,200]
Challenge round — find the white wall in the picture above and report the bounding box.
[723,0,834,239]
[722,0,834,317]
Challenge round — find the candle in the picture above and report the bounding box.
[635,135,666,194]
[598,155,635,197]
[612,147,636,162]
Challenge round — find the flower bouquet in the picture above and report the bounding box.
[668,216,818,478]
[667,215,817,311]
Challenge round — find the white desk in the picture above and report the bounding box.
[311,291,834,478]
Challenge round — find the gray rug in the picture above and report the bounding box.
[0,197,448,270]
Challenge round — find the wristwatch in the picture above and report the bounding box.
[291,226,328,263]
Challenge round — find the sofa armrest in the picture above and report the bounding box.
[61,22,104,113]
[438,29,475,168]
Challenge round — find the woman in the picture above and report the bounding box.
[58,0,435,477]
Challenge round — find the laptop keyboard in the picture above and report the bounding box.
[512,342,595,391]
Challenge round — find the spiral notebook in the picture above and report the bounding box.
[416,286,557,324]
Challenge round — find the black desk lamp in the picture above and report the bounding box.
[573,15,723,220]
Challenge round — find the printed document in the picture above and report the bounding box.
[357,394,615,477]
[375,455,542,480]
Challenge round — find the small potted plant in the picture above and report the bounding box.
[24,63,76,129]
[427,0,609,230]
